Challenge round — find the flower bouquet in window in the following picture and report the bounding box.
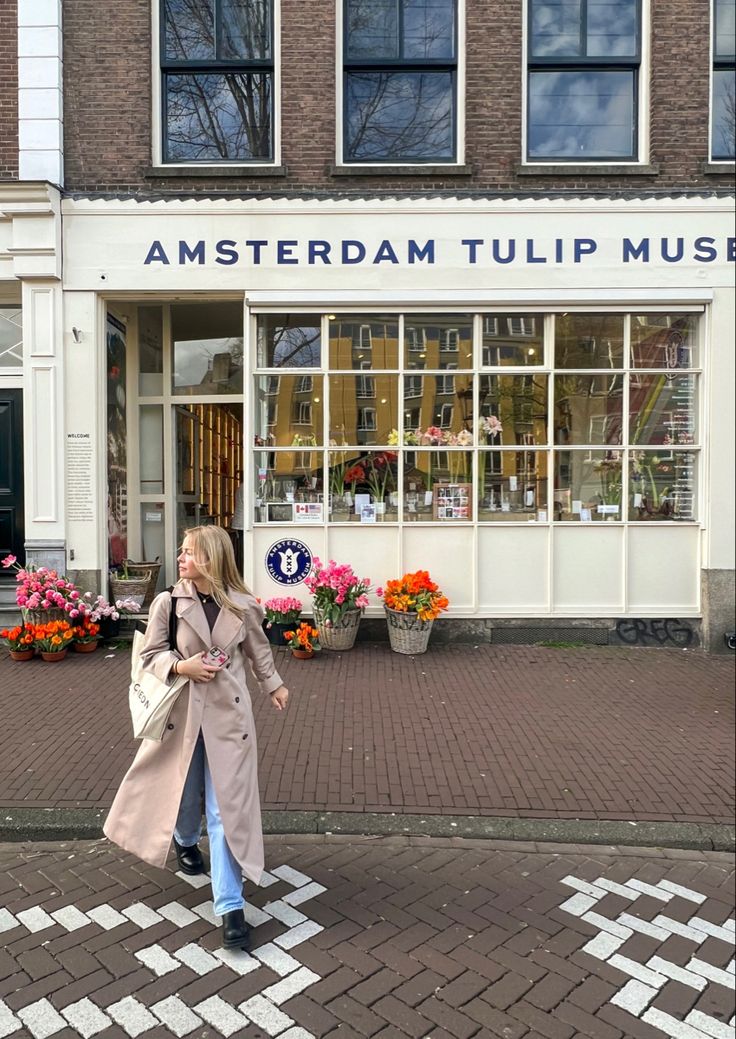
[284,622,321,660]
[1,624,36,661]
[377,570,449,655]
[262,596,303,647]
[305,557,371,651]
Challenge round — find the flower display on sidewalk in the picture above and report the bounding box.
[1,625,35,652]
[71,619,101,644]
[304,558,371,625]
[263,596,303,624]
[377,570,449,622]
[32,620,74,653]
[283,622,321,655]
[2,554,141,623]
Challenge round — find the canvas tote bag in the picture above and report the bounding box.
[128,591,187,741]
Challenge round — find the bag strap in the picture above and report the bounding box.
[167,586,178,650]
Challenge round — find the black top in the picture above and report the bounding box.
[197,589,221,633]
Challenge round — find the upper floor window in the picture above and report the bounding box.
[343,0,457,162]
[526,0,641,161]
[712,0,736,160]
[161,0,273,163]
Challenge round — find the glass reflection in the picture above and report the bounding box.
[257,315,321,368]
[221,0,271,58]
[554,450,623,521]
[530,0,581,57]
[528,70,635,159]
[254,375,324,447]
[403,314,472,369]
[0,306,22,367]
[478,373,548,445]
[630,314,698,369]
[482,314,544,366]
[165,73,271,161]
[555,314,624,369]
[346,0,399,58]
[330,375,397,445]
[629,375,696,446]
[554,374,623,444]
[164,0,215,60]
[629,450,696,521]
[404,0,455,58]
[586,0,637,56]
[478,450,548,520]
[329,449,399,520]
[345,71,454,161]
[712,69,736,160]
[402,451,472,519]
[172,302,243,394]
[253,450,323,522]
[715,0,736,57]
[401,374,473,444]
[139,306,163,396]
[329,315,399,369]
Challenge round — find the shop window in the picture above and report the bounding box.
[555,313,624,368]
[554,374,624,445]
[526,0,641,161]
[630,313,699,369]
[329,315,399,368]
[172,301,243,394]
[343,0,457,162]
[712,0,736,159]
[0,306,22,368]
[160,0,274,163]
[255,374,324,445]
[478,449,548,521]
[628,450,696,521]
[402,315,473,368]
[435,372,456,395]
[257,315,321,368]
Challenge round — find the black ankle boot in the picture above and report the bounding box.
[222,909,250,950]
[174,839,205,875]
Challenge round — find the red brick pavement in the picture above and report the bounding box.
[0,836,733,1038]
[0,643,733,824]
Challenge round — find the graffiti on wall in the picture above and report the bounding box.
[614,618,695,647]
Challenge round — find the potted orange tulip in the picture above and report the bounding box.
[283,622,321,659]
[1,624,36,661]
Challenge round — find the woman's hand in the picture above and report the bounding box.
[270,685,289,711]
[177,652,222,684]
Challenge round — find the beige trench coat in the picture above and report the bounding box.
[103,581,284,884]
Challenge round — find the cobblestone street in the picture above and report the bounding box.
[1,836,733,1039]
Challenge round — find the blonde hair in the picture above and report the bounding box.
[181,525,251,619]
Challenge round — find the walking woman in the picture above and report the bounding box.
[104,526,289,950]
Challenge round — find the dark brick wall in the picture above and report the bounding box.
[62,0,733,197]
[0,0,18,180]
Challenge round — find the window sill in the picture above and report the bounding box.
[145,165,288,178]
[701,161,735,175]
[330,164,473,177]
[515,162,660,176]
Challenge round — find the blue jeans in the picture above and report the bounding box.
[175,733,245,916]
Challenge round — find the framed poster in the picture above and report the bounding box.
[433,482,472,521]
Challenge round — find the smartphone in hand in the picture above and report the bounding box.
[202,645,230,668]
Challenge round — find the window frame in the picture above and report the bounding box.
[154,0,279,166]
[340,0,461,164]
[710,0,736,161]
[523,0,645,164]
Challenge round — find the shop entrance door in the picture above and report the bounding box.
[0,389,24,561]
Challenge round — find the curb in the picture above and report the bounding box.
[0,808,733,852]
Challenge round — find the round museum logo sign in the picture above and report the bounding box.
[265,539,313,586]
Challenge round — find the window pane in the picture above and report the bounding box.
[554,449,623,520]
[555,314,624,368]
[715,0,736,58]
[330,375,398,445]
[329,315,399,368]
[403,315,473,369]
[255,375,324,447]
[404,0,455,59]
[630,314,699,369]
[165,72,271,161]
[221,0,271,58]
[629,450,696,521]
[0,306,22,367]
[139,306,163,395]
[478,450,548,520]
[140,406,165,493]
[329,449,399,519]
[528,70,635,159]
[346,71,454,161]
[346,0,399,58]
[257,315,321,368]
[712,68,736,160]
[482,314,544,366]
[401,374,473,444]
[172,302,243,394]
[554,374,623,444]
[402,451,472,519]
[629,375,697,446]
[164,0,215,59]
[587,0,638,56]
[253,449,323,522]
[530,0,581,57]
[479,373,548,445]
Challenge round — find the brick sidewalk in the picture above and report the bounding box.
[0,643,733,824]
[0,836,733,1038]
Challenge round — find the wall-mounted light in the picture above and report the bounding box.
[71,327,83,343]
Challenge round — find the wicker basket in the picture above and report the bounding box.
[21,607,66,627]
[385,606,434,655]
[109,571,152,608]
[313,606,362,651]
[122,560,162,609]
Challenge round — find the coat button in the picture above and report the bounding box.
[235,697,240,703]
[242,734,248,739]
[167,723,175,730]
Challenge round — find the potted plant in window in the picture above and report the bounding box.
[262,596,303,647]
[305,558,371,651]
[377,570,449,655]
